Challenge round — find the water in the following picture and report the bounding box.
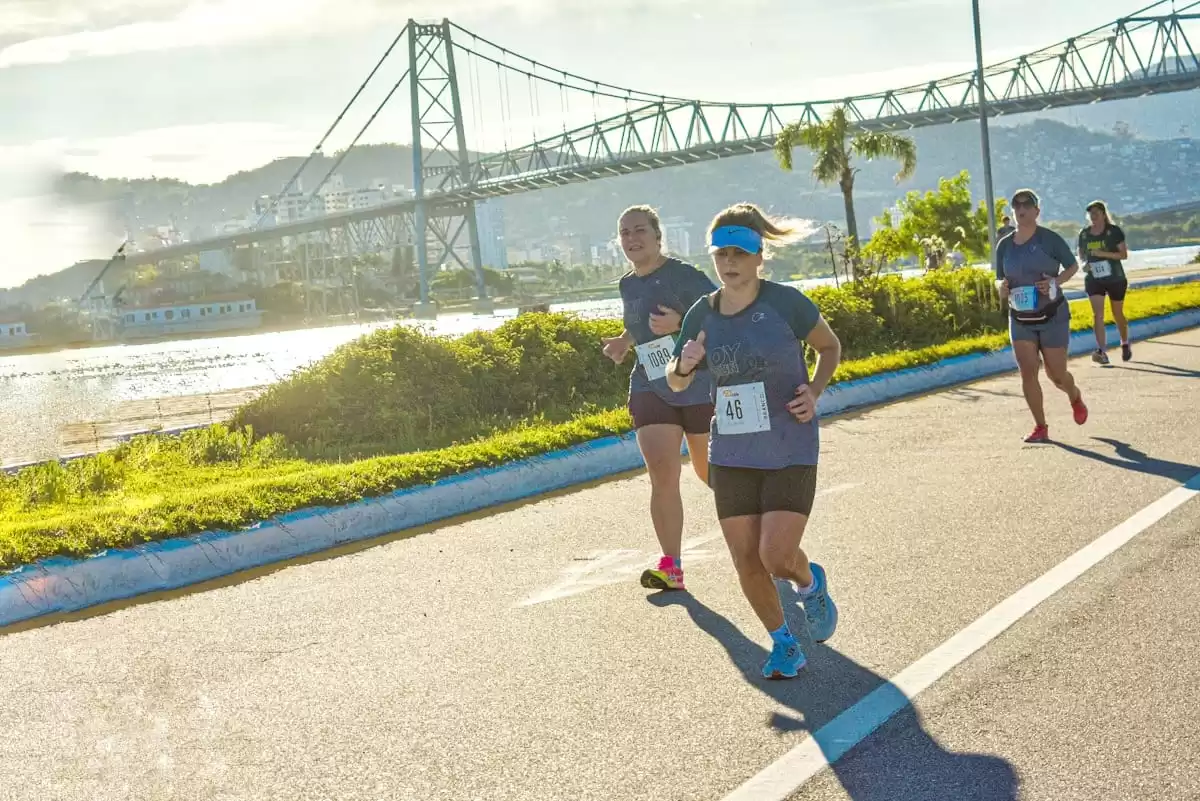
[2,245,1196,464]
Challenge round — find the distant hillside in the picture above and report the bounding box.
[36,118,1200,292]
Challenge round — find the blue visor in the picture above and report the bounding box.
[709,225,762,254]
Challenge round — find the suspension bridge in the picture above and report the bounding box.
[102,0,1200,318]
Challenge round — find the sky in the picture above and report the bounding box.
[0,0,1171,287]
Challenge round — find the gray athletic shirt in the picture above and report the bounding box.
[619,257,716,406]
[994,226,1077,316]
[673,280,822,470]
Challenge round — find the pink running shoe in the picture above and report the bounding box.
[640,555,685,591]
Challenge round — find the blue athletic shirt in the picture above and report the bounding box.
[619,257,716,406]
[994,226,1077,319]
[672,280,823,470]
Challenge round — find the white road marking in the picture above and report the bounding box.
[720,470,1200,801]
[516,542,722,607]
[517,483,861,607]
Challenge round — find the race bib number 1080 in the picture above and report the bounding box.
[635,335,676,382]
[716,382,771,436]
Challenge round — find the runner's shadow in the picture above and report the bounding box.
[1052,437,1199,483]
[945,386,1021,403]
[647,590,1018,801]
[1116,361,1200,379]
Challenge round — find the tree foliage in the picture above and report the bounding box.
[774,106,918,249]
[863,170,1008,268]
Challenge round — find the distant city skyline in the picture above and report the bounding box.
[0,0,1180,285]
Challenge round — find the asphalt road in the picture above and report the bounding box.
[2,327,1199,801]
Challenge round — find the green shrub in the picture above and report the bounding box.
[916,269,1006,336]
[227,270,1145,458]
[232,313,627,459]
[806,286,886,355]
[807,269,1004,358]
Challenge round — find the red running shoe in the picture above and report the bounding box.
[1072,394,1089,425]
[1024,424,1050,443]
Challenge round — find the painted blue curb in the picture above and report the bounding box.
[0,432,646,627]
[2,306,1199,629]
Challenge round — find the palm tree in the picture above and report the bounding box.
[774,106,917,251]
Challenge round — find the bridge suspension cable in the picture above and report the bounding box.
[290,67,413,220]
[446,21,686,103]
[254,31,408,229]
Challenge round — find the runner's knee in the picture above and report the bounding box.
[727,539,765,576]
[758,539,795,577]
[644,452,681,484]
[1045,366,1070,389]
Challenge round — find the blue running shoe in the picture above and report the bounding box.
[802,563,839,643]
[761,638,806,680]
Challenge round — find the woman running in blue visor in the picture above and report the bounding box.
[666,202,843,680]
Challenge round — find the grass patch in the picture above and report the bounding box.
[0,410,634,572]
[3,279,1199,573]
[833,278,1200,382]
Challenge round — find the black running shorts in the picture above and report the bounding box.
[708,463,818,519]
[1084,276,1128,302]
[628,391,714,434]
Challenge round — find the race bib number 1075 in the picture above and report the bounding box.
[1008,285,1039,312]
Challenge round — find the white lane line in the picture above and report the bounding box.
[721,471,1200,801]
[518,483,861,607]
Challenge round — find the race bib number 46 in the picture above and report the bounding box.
[635,335,676,382]
[1009,285,1039,312]
[716,382,771,436]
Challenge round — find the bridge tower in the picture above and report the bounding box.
[408,19,492,318]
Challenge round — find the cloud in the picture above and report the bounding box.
[8,122,322,186]
[0,0,706,68]
[0,121,323,286]
[0,0,370,67]
[0,148,121,288]
[0,193,121,289]
[0,0,189,48]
